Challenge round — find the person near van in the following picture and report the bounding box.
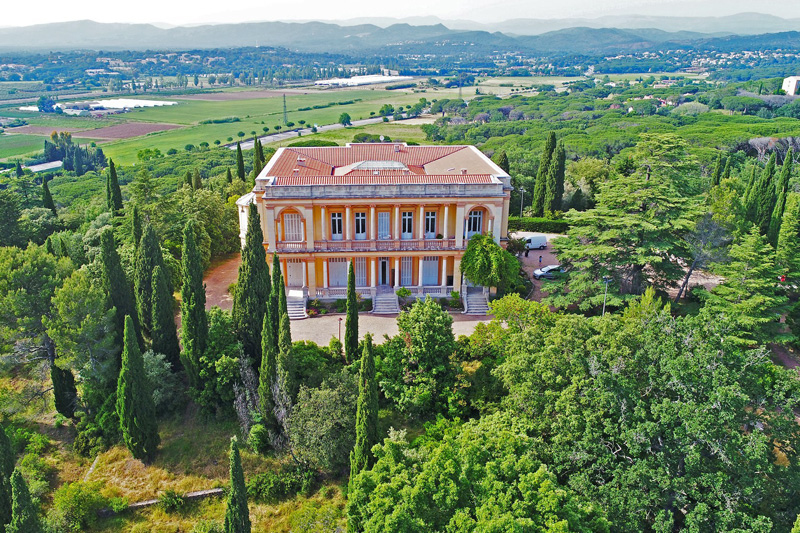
[539,255,543,267]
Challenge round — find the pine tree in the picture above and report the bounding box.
[224,436,251,533]
[226,168,233,184]
[531,132,556,217]
[100,228,142,347]
[108,160,123,213]
[232,206,270,366]
[236,142,246,181]
[6,470,41,533]
[116,315,160,463]
[349,333,378,491]
[493,150,510,173]
[42,178,56,215]
[50,364,77,419]
[192,168,202,190]
[134,225,167,337]
[768,149,794,245]
[711,154,723,187]
[0,425,13,529]
[181,220,208,387]
[258,312,278,434]
[131,204,142,249]
[345,262,359,364]
[151,265,181,370]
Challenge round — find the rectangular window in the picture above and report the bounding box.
[331,212,343,241]
[424,211,437,238]
[401,211,413,239]
[467,210,483,238]
[283,213,303,242]
[355,212,367,240]
[378,212,391,240]
[328,258,347,287]
[422,256,439,286]
[401,257,413,286]
[355,257,367,286]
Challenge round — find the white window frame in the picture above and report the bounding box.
[283,213,303,242]
[329,258,347,287]
[401,256,413,286]
[467,210,483,238]
[422,256,439,286]
[378,212,391,240]
[355,212,367,240]
[401,211,413,240]
[355,257,367,286]
[424,210,437,239]
[331,212,343,241]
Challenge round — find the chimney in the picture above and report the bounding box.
[292,168,299,176]
[394,144,400,152]
[460,168,467,175]
[297,157,306,167]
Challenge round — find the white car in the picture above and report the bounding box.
[533,264,562,280]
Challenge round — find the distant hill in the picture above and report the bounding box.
[0,19,799,56]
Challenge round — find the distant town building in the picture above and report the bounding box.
[782,76,800,96]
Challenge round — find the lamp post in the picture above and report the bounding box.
[338,317,342,342]
[519,187,526,217]
[602,276,612,316]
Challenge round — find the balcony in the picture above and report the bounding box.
[276,241,307,252]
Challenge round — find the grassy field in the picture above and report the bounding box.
[265,121,429,150]
[0,133,44,159]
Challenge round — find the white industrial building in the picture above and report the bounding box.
[782,76,800,96]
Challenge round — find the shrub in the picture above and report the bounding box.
[109,497,129,513]
[507,216,569,234]
[248,423,270,454]
[49,481,108,531]
[246,466,314,503]
[396,287,412,298]
[191,520,225,533]
[158,489,185,512]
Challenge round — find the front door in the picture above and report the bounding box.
[286,260,303,287]
[379,258,389,285]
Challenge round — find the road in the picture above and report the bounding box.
[230,116,392,149]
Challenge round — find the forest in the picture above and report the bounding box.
[1,70,800,531]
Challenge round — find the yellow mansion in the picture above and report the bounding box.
[236,143,512,316]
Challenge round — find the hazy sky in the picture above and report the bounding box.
[3,0,798,26]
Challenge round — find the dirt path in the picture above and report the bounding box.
[770,343,800,375]
[203,254,241,311]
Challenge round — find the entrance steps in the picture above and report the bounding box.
[372,287,400,314]
[464,288,490,316]
[286,296,308,320]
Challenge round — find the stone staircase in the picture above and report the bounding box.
[286,296,308,320]
[372,288,400,314]
[464,288,490,316]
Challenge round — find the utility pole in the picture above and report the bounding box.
[283,94,288,125]
[602,276,612,316]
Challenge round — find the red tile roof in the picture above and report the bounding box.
[264,144,494,185]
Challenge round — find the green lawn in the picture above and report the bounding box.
[0,133,44,160]
[265,121,429,150]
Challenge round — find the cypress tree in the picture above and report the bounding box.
[711,154,723,187]
[776,193,800,282]
[224,436,251,533]
[100,228,142,347]
[270,253,281,354]
[0,425,13,529]
[748,153,778,233]
[184,170,192,188]
[768,149,794,245]
[116,315,160,463]
[226,168,233,184]
[257,139,265,163]
[134,225,167,337]
[722,157,732,180]
[131,204,142,249]
[50,364,77,419]
[181,220,208,387]
[258,312,278,433]
[349,333,378,490]
[236,142,246,181]
[108,160,123,213]
[531,132,556,217]
[277,265,288,322]
[106,172,112,211]
[543,141,565,214]
[345,262,358,364]
[151,265,181,370]
[744,163,758,207]
[252,147,263,180]
[6,470,40,533]
[42,178,56,215]
[192,168,202,190]
[15,162,23,178]
[232,206,270,366]
[493,150,509,173]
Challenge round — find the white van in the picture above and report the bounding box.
[524,234,547,250]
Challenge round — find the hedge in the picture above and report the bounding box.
[508,217,569,234]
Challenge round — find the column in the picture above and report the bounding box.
[443,204,450,239]
[441,256,447,288]
[345,206,352,242]
[303,206,315,250]
[321,206,327,242]
[453,258,462,293]
[370,205,376,241]
[500,193,511,240]
[302,260,307,287]
[394,205,400,240]
[265,207,277,252]
[491,204,502,244]
[308,260,317,294]
[488,217,494,238]
[323,259,328,289]
[371,258,377,288]
[418,257,423,288]
[394,257,400,289]
[454,204,466,248]
[418,205,425,239]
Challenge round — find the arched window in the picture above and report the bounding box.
[467,209,483,238]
